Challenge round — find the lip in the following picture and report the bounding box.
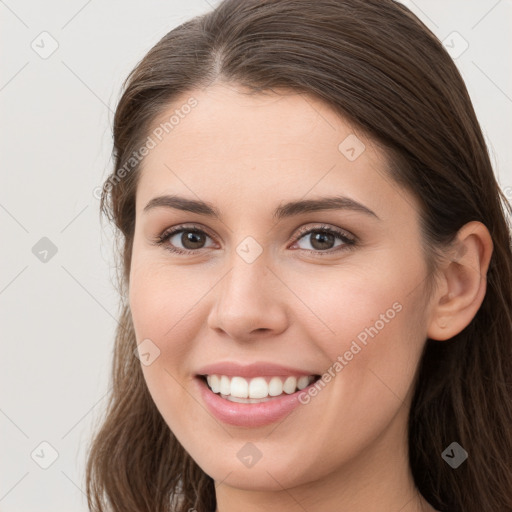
[195,361,318,378]
[195,375,320,428]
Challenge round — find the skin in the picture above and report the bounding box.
[128,82,493,512]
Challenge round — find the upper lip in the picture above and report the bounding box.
[196,361,319,378]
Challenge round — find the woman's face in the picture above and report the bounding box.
[129,83,434,492]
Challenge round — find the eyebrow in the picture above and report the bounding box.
[143,194,379,220]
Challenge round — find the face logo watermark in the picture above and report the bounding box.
[442,31,469,60]
[236,236,264,264]
[32,237,58,263]
[441,441,468,469]
[31,31,59,59]
[31,441,59,469]
[338,134,366,161]
[134,338,161,366]
[237,442,263,468]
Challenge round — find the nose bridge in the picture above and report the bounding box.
[220,245,271,309]
[220,227,271,295]
[207,241,288,339]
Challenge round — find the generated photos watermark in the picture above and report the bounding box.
[93,96,198,200]
[298,301,403,404]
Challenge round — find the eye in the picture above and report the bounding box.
[153,224,216,255]
[290,224,356,255]
[153,223,357,256]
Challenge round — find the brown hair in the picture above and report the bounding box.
[86,1,512,511]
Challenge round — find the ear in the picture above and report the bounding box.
[427,221,493,341]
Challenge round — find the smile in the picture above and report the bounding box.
[195,374,323,427]
[202,374,319,402]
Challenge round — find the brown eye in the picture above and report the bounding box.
[179,230,208,250]
[292,225,356,254]
[307,231,336,250]
[156,225,216,254]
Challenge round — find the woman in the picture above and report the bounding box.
[86,1,512,511]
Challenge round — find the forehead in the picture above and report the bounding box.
[144,82,366,160]
[134,82,418,222]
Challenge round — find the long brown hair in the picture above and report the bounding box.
[86,1,512,511]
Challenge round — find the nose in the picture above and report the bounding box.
[207,254,289,342]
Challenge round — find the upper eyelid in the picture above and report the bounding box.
[293,224,355,241]
[162,223,216,241]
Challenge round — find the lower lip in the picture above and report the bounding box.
[195,376,318,428]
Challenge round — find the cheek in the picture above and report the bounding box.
[129,254,203,344]
[284,262,428,472]
[128,254,196,388]
[293,249,428,405]
[128,262,206,439]
[294,248,426,349]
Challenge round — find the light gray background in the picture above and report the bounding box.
[1,1,511,510]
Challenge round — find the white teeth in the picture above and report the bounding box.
[204,374,316,399]
[220,375,231,395]
[282,376,296,394]
[268,376,284,396]
[297,375,310,390]
[249,377,268,398]
[231,376,249,398]
[226,395,274,403]
[206,375,219,392]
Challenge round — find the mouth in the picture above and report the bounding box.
[195,371,324,427]
[197,373,322,403]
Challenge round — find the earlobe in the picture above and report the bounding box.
[427,221,493,341]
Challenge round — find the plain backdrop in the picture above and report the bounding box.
[1,1,511,510]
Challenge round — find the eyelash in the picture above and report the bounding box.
[153,223,357,256]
